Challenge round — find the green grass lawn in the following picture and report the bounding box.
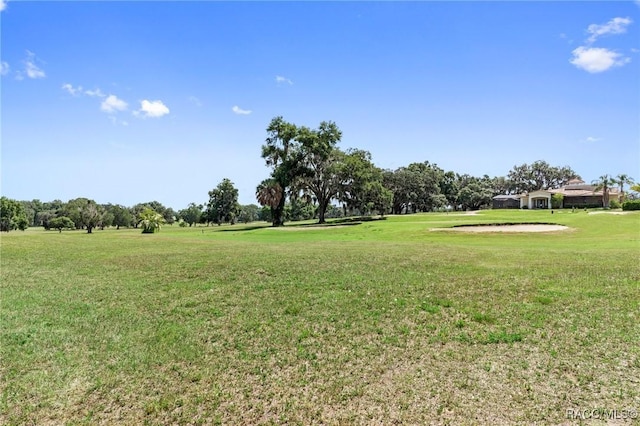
[2,210,639,425]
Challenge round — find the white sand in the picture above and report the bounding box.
[587,211,630,215]
[433,224,569,233]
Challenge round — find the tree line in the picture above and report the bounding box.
[2,116,636,231]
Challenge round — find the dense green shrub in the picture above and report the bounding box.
[622,200,640,211]
[48,216,75,232]
[551,194,564,209]
[609,199,621,209]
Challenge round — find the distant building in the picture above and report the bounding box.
[494,180,620,209]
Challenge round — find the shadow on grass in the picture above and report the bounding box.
[287,216,388,228]
[216,224,272,232]
[216,216,388,231]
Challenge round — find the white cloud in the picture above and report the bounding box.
[0,0,7,12]
[101,95,128,113]
[85,88,105,98]
[584,136,602,143]
[586,17,632,44]
[62,83,83,96]
[276,75,293,85]
[232,105,252,115]
[137,99,170,118]
[570,46,630,73]
[0,61,9,76]
[23,51,45,79]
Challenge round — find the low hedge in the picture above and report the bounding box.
[622,200,640,211]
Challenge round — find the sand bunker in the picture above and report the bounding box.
[434,224,570,233]
[587,211,630,215]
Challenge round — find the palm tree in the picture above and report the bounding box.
[256,179,283,210]
[139,207,165,233]
[592,174,616,208]
[616,174,635,202]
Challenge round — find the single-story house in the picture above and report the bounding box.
[495,180,620,210]
[519,190,553,209]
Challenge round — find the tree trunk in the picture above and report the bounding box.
[272,196,286,227]
[317,198,327,224]
[87,226,93,234]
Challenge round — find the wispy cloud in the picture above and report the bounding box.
[85,88,105,98]
[570,46,630,73]
[0,61,9,76]
[136,99,170,118]
[188,95,202,107]
[62,83,83,96]
[108,117,129,127]
[583,136,602,143]
[275,75,293,85]
[559,33,573,45]
[62,83,106,98]
[586,17,632,44]
[232,105,252,115]
[0,0,7,13]
[22,51,45,79]
[101,95,128,113]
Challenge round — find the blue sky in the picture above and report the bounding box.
[1,1,638,209]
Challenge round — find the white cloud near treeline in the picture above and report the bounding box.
[570,17,633,73]
[1,61,9,76]
[101,95,128,113]
[570,46,630,73]
[586,17,632,44]
[0,0,7,12]
[232,105,252,115]
[136,100,170,118]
